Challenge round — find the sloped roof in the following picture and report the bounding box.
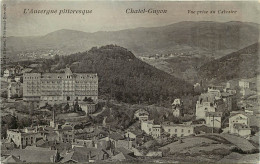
[111,152,135,161]
[115,147,133,155]
[10,149,57,163]
[60,151,88,163]
[110,132,124,141]
[2,155,22,163]
[206,112,223,117]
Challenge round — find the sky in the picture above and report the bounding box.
[3,1,260,36]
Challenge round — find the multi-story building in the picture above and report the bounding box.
[23,67,98,106]
[162,122,194,137]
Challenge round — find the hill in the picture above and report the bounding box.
[198,42,259,83]
[7,21,259,58]
[38,45,194,104]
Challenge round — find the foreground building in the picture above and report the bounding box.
[229,112,251,137]
[23,67,98,106]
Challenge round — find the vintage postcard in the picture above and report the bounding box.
[1,0,259,163]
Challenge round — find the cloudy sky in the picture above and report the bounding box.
[4,1,260,36]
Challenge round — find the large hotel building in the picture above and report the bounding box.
[23,68,98,106]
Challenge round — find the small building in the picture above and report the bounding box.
[134,109,149,122]
[205,112,222,128]
[3,69,15,77]
[81,103,97,114]
[14,76,22,82]
[172,98,183,117]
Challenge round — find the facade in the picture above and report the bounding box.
[229,113,251,136]
[205,112,222,128]
[141,120,161,138]
[23,68,98,106]
[81,103,97,114]
[141,120,154,135]
[239,79,251,89]
[152,125,161,138]
[172,99,183,117]
[3,68,16,77]
[162,123,194,137]
[7,129,42,148]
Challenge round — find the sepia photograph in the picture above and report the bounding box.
[1,0,259,163]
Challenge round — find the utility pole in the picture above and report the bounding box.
[212,115,214,133]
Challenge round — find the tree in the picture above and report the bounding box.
[1,91,8,99]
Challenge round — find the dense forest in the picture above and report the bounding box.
[36,45,194,104]
[198,42,259,83]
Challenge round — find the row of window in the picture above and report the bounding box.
[167,128,191,133]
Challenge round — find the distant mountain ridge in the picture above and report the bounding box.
[7,21,260,57]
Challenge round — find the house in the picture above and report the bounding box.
[239,79,255,89]
[61,147,109,163]
[229,112,251,137]
[207,85,222,99]
[14,76,22,82]
[195,101,216,119]
[10,149,58,163]
[81,103,96,114]
[205,112,222,128]
[173,107,182,117]
[3,69,15,77]
[134,109,149,122]
[162,122,194,137]
[172,98,183,117]
[6,128,42,148]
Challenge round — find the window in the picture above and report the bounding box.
[188,130,190,133]
[168,129,171,132]
[181,129,184,132]
[175,129,177,132]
